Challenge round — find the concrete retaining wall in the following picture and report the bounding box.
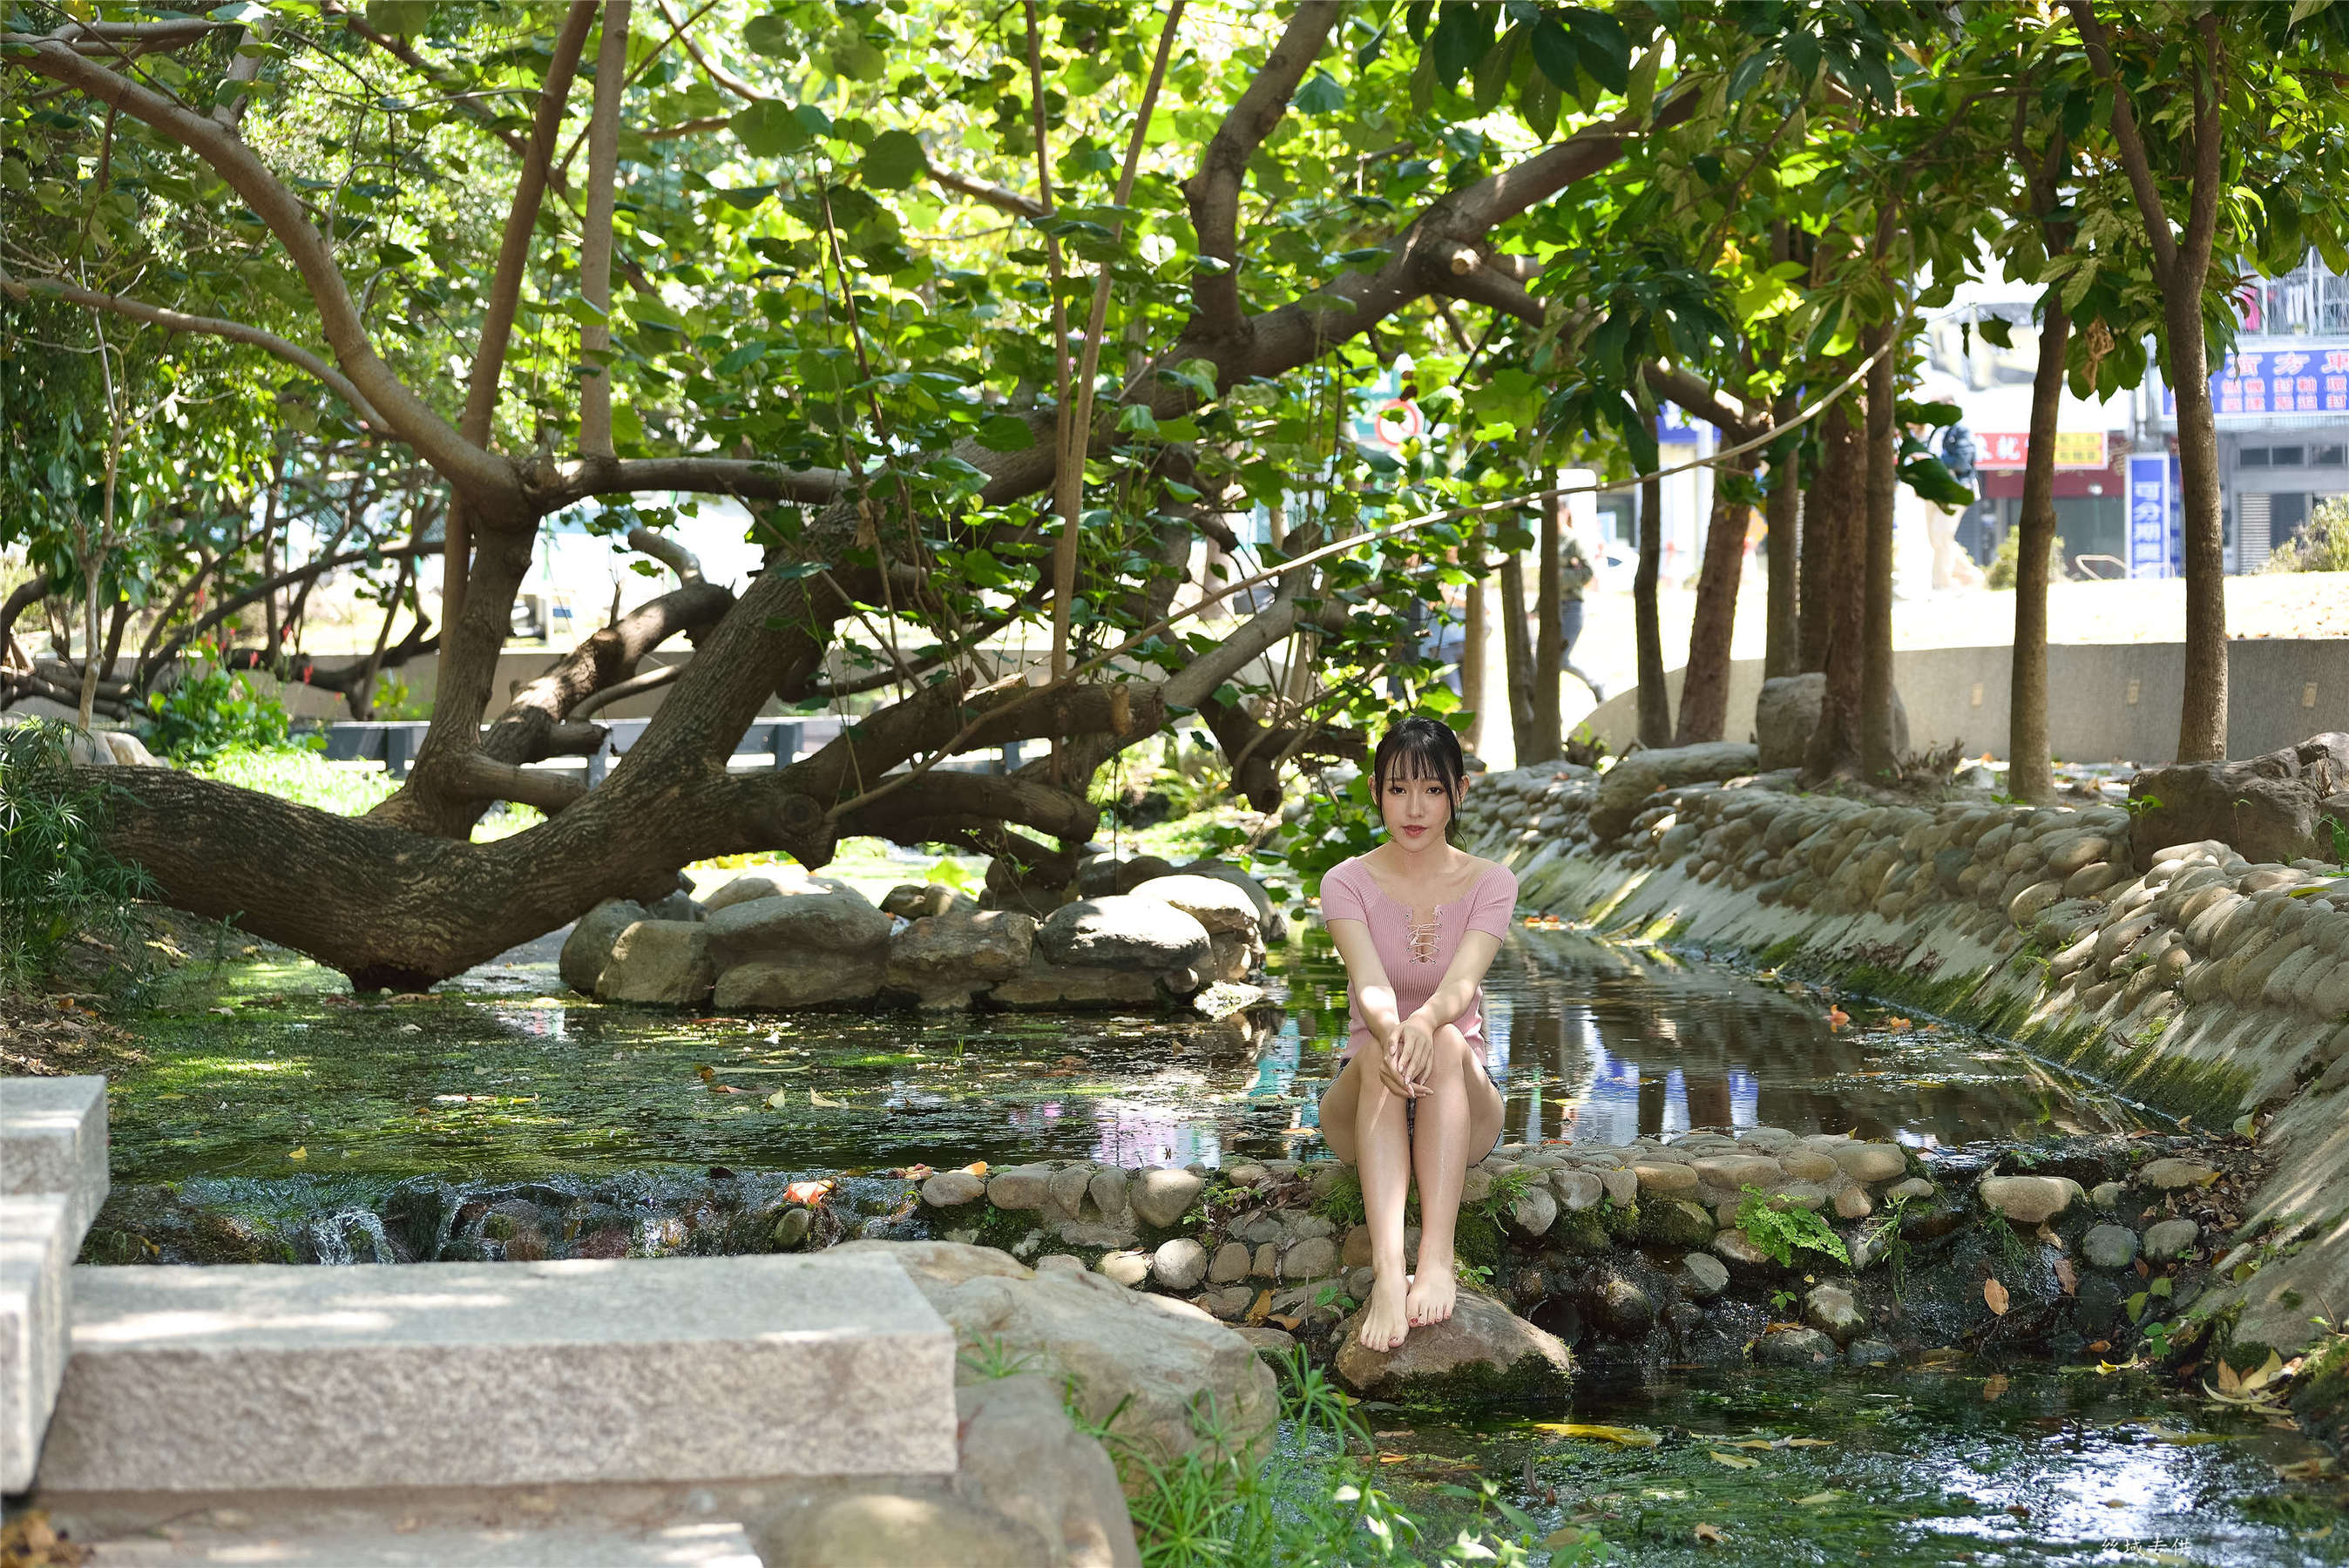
[1452,762,2349,1364]
[1577,639,2349,765]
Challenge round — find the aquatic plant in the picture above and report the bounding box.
[1734,1185,1851,1270]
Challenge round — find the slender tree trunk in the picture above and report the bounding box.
[577,0,629,458]
[1460,531,1487,757]
[1675,447,1757,743]
[1531,473,1563,762]
[2008,297,2071,804]
[1858,321,1901,779]
[1763,407,1800,679]
[78,330,126,733]
[1499,545,1539,762]
[1804,399,1867,780]
[1635,473,1670,747]
[2168,299,2226,760]
[1799,400,1858,673]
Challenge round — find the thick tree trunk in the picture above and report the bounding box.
[1763,414,1800,680]
[2169,298,2227,760]
[1675,448,1757,744]
[1499,545,1539,762]
[2008,297,2071,805]
[1858,322,1900,779]
[1635,474,1670,747]
[1530,476,1563,763]
[1804,399,1867,781]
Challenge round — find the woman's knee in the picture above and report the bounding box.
[1434,1024,1476,1066]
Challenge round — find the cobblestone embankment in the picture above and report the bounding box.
[1453,756,2349,1367]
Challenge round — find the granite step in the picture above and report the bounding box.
[36,1253,956,1492]
[84,1520,762,1566]
[3,1194,75,1492]
[1,1077,111,1244]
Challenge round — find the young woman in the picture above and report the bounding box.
[1317,718,1516,1352]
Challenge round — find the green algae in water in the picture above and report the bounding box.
[1308,1364,2346,1565]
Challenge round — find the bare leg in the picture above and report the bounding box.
[1405,1026,1506,1328]
[1318,1051,1413,1352]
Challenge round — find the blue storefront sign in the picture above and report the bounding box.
[2127,452,2171,578]
[2163,341,2349,417]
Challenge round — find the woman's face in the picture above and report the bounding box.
[1378,763,1460,853]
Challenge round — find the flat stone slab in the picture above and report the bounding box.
[3,1193,74,1491]
[38,1254,955,1492]
[1,1076,110,1245]
[84,1520,762,1566]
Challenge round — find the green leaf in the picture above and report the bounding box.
[859,129,926,190]
[1727,45,1773,104]
[362,0,436,37]
[743,12,795,57]
[975,415,1036,452]
[1294,68,1346,116]
[729,102,808,159]
[1567,7,1630,94]
[1977,317,2014,349]
[1529,18,1578,90]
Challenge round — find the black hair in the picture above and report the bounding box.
[1371,717,1466,821]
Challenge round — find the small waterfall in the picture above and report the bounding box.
[303,1207,396,1265]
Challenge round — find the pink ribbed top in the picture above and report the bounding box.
[1317,855,1518,1059]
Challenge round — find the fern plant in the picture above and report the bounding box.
[1735,1185,1851,1269]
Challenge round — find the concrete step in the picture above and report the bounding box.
[3,1193,74,1492]
[85,1520,762,1566]
[1,1076,110,1245]
[37,1253,955,1493]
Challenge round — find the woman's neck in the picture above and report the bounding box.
[1371,837,1461,882]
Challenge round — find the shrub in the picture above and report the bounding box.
[1985,526,2068,591]
[0,720,152,990]
[2265,497,2349,574]
[144,659,296,762]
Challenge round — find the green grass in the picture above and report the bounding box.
[191,746,544,841]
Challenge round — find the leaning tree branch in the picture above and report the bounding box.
[4,33,512,501]
[2,572,53,669]
[1180,0,1342,335]
[141,537,443,686]
[929,166,1046,220]
[531,452,848,509]
[2065,1,2182,285]
[576,0,629,460]
[0,272,386,427]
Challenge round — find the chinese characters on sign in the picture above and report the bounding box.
[1972,431,2108,469]
[2127,453,2171,578]
[2164,341,2349,417]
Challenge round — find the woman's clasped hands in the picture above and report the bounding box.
[1376,1013,1439,1098]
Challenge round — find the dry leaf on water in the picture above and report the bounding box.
[1708,1450,1760,1469]
[2055,1257,2079,1296]
[1984,1277,2011,1315]
[783,1179,834,1206]
[1694,1523,1727,1545]
[1532,1423,1662,1447]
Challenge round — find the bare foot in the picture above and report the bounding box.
[1357,1271,1411,1353]
[1405,1258,1457,1328]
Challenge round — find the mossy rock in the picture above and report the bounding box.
[1638,1198,1716,1248]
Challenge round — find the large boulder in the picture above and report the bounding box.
[714,950,885,1010]
[835,1240,1278,1478]
[988,954,1166,1010]
[560,897,646,996]
[1175,858,1284,944]
[881,882,977,919]
[1331,1292,1574,1404]
[1131,875,1263,982]
[1077,855,1178,897]
[1590,741,1763,841]
[706,879,893,970]
[1755,672,1911,774]
[703,872,803,913]
[2128,733,2349,867]
[596,919,715,1005]
[885,909,1037,1009]
[1034,896,1211,970]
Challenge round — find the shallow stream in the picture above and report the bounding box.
[90,924,2343,1564]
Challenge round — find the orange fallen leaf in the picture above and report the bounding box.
[1694,1523,1726,1545]
[1885,1017,1912,1030]
[1268,1312,1303,1331]
[963,1161,990,1176]
[1985,1277,2011,1315]
[1826,1007,1850,1031]
[2088,1339,2111,1354]
[783,1179,836,1206]
[1982,1374,2009,1401]
[1245,1289,1274,1325]
[2054,1257,2079,1296]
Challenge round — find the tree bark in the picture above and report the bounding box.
[1858,320,1901,779]
[1499,544,1539,762]
[1530,474,1563,762]
[1460,529,1487,757]
[1762,422,1800,679]
[1798,398,1859,674]
[1635,474,1670,747]
[1675,447,1757,744]
[2007,297,2071,804]
[577,0,629,459]
[1804,400,1867,781]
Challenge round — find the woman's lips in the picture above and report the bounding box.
[1402,825,1427,835]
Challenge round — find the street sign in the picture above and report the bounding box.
[2127,452,2171,578]
[1973,431,2107,469]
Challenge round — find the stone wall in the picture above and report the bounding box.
[1452,755,2349,1365]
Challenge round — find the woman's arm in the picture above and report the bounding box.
[1403,929,1505,1037]
[1326,918,1422,1098]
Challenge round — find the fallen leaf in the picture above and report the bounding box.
[2054,1257,2079,1296]
[2217,1358,2243,1396]
[1708,1450,1759,1470]
[2142,1427,2231,1446]
[809,1090,850,1108]
[783,1179,835,1206]
[1827,1006,1850,1031]
[1531,1423,1662,1447]
[2237,1349,2286,1393]
[1886,1017,1912,1031]
[2088,1339,2111,1354]
[1541,1526,1595,1549]
[1245,1289,1273,1325]
[1982,1374,2009,1401]
[766,1090,790,1110]
[1783,1437,1835,1448]
[963,1161,989,1176]
[1267,1313,1303,1331]
[1694,1522,1727,1545]
[1795,1490,1845,1505]
[1984,1278,2010,1315]
[287,1146,306,1160]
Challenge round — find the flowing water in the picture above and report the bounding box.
[91,925,2343,1564]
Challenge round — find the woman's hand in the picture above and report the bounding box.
[1373,1041,1417,1099]
[1391,1014,1438,1095]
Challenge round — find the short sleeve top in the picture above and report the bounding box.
[1317,855,1518,1057]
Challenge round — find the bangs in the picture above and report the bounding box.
[1372,718,1465,798]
